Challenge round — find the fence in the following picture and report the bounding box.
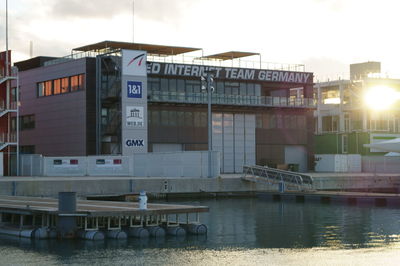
[19,151,220,178]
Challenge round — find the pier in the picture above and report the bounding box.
[0,193,208,240]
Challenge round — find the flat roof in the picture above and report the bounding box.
[199,51,260,61]
[73,41,201,56]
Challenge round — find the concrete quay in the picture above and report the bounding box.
[0,175,273,198]
[0,173,400,198]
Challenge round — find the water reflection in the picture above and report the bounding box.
[0,198,399,265]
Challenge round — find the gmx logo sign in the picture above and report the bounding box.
[127,81,142,98]
[126,139,144,147]
[122,50,147,76]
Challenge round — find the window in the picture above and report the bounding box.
[61,77,69,93]
[15,115,37,132]
[169,111,177,126]
[256,114,263,128]
[161,110,169,126]
[151,110,160,126]
[160,78,169,92]
[342,135,348,153]
[225,82,240,95]
[20,145,35,154]
[177,111,184,126]
[344,113,350,132]
[184,111,193,126]
[186,80,200,94]
[37,83,44,97]
[71,75,79,91]
[169,79,177,92]
[148,77,160,91]
[37,74,84,97]
[53,79,61,95]
[44,80,52,96]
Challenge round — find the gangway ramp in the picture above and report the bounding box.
[242,165,313,191]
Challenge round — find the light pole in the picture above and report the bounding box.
[201,70,216,178]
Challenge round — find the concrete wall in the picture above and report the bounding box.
[311,174,400,191]
[362,156,400,173]
[0,176,275,198]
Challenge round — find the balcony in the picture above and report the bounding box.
[148,91,316,108]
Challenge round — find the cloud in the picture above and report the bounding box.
[46,0,195,23]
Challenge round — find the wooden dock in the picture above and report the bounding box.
[0,194,209,240]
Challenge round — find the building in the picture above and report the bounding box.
[13,41,315,173]
[314,62,400,172]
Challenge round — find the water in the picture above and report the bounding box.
[1,198,400,265]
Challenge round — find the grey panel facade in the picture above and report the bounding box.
[18,58,95,156]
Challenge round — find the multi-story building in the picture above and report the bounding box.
[14,41,315,173]
[315,62,400,156]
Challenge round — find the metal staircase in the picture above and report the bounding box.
[0,71,18,152]
[242,165,314,191]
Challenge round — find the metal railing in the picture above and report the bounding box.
[242,165,313,191]
[147,55,305,72]
[149,91,316,108]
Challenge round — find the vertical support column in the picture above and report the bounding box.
[317,83,322,134]
[57,192,77,238]
[339,83,345,132]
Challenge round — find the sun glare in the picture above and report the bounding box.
[364,86,400,110]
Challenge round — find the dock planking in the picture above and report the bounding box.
[0,195,209,217]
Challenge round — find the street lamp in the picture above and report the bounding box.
[201,70,216,178]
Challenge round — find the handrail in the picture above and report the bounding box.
[149,91,316,109]
[242,165,313,191]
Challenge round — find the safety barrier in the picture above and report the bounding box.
[87,156,132,176]
[19,151,220,178]
[242,165,313,191]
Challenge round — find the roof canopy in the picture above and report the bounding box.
[73,41,201,56]
[199,51,260,61]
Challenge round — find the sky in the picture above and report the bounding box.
[1,0,400,81]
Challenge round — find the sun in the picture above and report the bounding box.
[364,86,400,110]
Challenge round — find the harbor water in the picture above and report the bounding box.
[0,198,400,265]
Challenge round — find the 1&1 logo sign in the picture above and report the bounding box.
[127,81,142,98]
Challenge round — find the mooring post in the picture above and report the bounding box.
[58,192,77,238]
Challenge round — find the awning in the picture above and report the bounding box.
[73,41,201,56]
[363,138,400,152]
[198,51,260,61]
